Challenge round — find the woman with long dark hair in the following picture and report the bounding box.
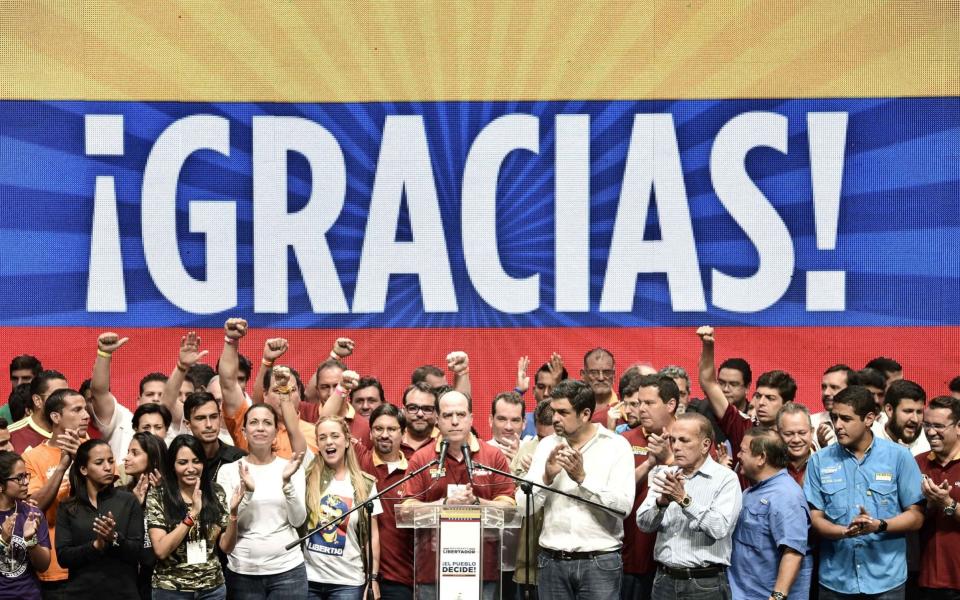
[55,439,146,599]
[124,431,166,600]
[303,416,381,600]
[147,434,240,599]
[0,450,50,600]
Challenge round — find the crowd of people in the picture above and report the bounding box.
[0,319,958,600]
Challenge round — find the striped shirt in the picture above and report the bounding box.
[635,455,742,567]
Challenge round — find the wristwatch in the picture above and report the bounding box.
[771,592,787,600]
[679,495,692,509]
[945,500,958,517]
[877,519,888,533]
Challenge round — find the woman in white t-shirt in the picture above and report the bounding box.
[216,376,308,599]
[303,416,381,600]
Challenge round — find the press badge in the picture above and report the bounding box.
[447,484,467,498]
[875,473,893,482]
[186,539,207,565]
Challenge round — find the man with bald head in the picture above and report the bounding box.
[636,412,742,600]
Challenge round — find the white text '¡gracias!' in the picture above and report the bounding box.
[84,112,848,315]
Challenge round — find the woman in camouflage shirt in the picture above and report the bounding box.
[146,435,241,599]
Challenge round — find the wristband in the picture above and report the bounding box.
[229,514,238,522]
[23,534,38,548]
[224,336,238,345]
[329,351,339,360]
[513,387,525,395]
[175,361,188,373]
[182,513,195,528]
[96,349,112,358]
[261,358,274,368]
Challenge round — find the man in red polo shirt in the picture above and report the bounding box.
[621,373,679,600]
[404,390,515,598]
[357,403,418,600]
[698,326,796,466]
[917,395,960,598]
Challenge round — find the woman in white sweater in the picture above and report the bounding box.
[216,369,308,600]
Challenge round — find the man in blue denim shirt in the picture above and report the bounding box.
[804,386,924,600]
[730,427,812,600]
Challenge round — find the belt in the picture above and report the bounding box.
[658,564,725,579]
[541,548,618,561]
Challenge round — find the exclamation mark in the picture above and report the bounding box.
[806,112,848,312]
[86,114,128,312]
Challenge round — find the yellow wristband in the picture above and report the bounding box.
[262,359,274,368]
[97,349,112,359]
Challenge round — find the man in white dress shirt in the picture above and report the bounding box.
[636,412,742,600]
[524,379,635,600]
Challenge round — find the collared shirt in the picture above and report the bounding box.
[358,450,414,586]
[804,436,924,595]
[205,440,246,481]
[9,416,51,454]
[636,456,742,567]
[916,448,960,590]
[621,426,657,575]
[524,426,635,553]
[787,454,811,486]
[719,403,753,467]
[730,470,812,600]
[404,434,516,505]
[873,420,930,456]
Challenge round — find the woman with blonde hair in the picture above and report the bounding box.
[303,416,381,600]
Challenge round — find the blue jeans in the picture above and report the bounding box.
[622,571,655,600]
[152,585,227,600]
[819,583,906,600]
[537,550,622,600]
[306,582,363,600]
[225,564,308,600]
[650,569,730,600]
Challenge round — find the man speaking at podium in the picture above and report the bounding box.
[524,379,635,599]
[403,389,516,600]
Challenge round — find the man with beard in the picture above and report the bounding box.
[698,326,796,466]
[636,413,741,600]
[915,395,960,598]
[621,374,678,600]
[812,365,857,449]
[804,385,924,599]
[730,427,812,600]
[359,403,415,600]
[875,379,930,456]
[399,382,439,454]
[525,379,634,599]
[776,402,815,485]
[580,348,619,427]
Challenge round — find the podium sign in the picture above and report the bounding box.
[396,504,523,600]
[438,508,483,600]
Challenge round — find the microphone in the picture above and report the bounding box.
[461,443,475,482]
[437,438,450,464]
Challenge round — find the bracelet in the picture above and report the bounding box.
[175,361,188,373]
[229,514,238,522]
[329,351,339,360]
[224,336,238,345]
[182,513,195,528]
[96,349,112,359]
[261,359,274,368]
[513,387,525,395]
[23,535,38,548]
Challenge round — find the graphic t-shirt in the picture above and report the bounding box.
[0,501,50,600]
[303,476,381,587]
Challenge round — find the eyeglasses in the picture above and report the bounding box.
[4,473,29,485]
[405,404,436,415]
[584,369,615,379]
[922,422,956,433]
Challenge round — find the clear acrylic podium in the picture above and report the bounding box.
[395,505,523,600]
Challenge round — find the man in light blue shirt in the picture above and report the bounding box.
[804,385,924,600]
[730,426,811,600]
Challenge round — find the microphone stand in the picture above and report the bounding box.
[472,460,626,600]
[285,455,442,551]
